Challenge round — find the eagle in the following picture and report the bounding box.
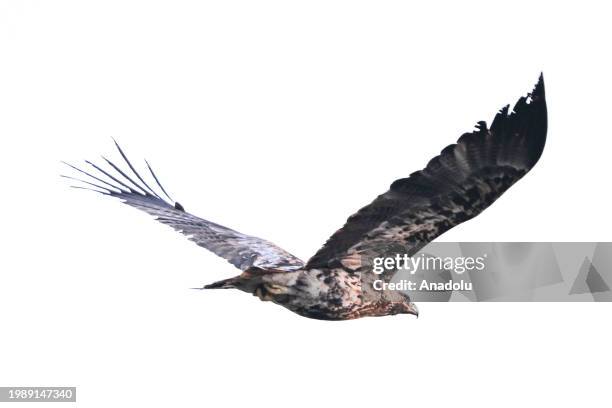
[64,75,547,320]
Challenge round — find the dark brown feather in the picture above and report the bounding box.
[305,75,547,271]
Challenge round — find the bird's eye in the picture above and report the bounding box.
[264,283,285,294]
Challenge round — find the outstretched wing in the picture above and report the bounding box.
[306,75,547,272]
[63,141,304,272]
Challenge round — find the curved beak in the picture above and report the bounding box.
[406,302,419,318]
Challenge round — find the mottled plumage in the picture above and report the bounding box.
[65,75,547,320]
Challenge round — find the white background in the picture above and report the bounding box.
[1,1,611,407]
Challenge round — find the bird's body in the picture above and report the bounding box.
[64,75,547,320]
[219,266,416,320]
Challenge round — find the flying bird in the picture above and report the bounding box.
[64,75,547,320]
